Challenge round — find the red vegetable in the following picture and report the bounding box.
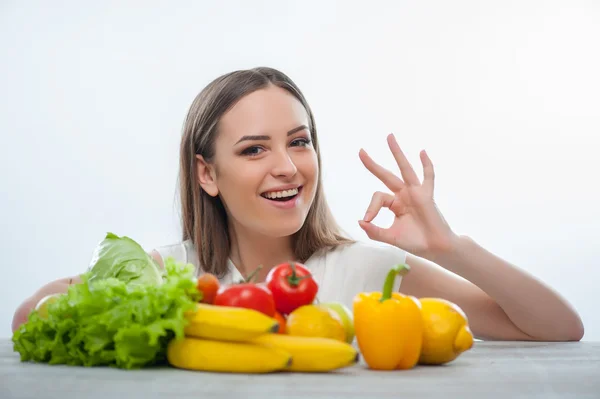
[266,262,318,315]
[214,283,276,317]
[196,273,220,304]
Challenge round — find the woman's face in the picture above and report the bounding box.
[198,85,319,238]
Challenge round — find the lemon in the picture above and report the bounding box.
[318,302,355,343]
[418,298,474,365]
[35,294,63,319]
[286,305,346,342]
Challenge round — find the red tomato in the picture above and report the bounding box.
[266,262,318,315]
[196,273,220,304]
[214,283,276,317]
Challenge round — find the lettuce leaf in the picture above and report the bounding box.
[12,258,200,369]
[87,232,163,287]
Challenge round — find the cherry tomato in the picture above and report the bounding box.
[214,283,276,317]
[274,311,287,334]
[196,273,220,304]
[266,262,318,315]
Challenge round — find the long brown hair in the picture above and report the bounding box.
[179,67,354,278]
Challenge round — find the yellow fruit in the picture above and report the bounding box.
[167,337,292,373]
[418,298,474,365]
[286,305,346,342]
[250,333,359,372]
[318,302,355,344]
[184,303,279,342]
[35,294,63,319]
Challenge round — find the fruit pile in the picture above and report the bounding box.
[13,233,473,373]
[172,261,474,373]
[353,264,474,370]
[169,262,358,373]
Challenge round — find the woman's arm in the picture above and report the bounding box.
[12,251,165,333]
[11,275,82,333]
[358,134,584,342]
[401,237,584,341]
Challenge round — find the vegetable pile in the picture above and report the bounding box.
[12,232,475,373]
[12,233,201,369]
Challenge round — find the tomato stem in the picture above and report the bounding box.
[245,264,263,283]
[286,261,312,287]
[380,264,410,302]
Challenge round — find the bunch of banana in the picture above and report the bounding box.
[167,303,359,373]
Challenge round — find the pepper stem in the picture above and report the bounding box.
[380,264,410,302]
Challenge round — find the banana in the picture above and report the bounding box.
[250,333,359,372]
[167,337,292,373]
[184,303,279,342]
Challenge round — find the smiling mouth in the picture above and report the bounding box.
[260,186,303,202]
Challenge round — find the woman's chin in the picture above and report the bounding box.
[258,217,306,238]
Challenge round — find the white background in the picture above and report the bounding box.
[1,1,598,340]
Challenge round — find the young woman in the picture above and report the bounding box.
[12,67,584,341]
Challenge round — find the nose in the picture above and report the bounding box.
[271,149,297,178]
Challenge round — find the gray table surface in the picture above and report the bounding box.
[1,339,598,399]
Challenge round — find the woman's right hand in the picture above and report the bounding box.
[11,276,81,333]
[13,251,161,333]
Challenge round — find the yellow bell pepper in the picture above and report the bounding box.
[353,264,423,370]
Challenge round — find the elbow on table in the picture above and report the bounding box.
[565,321,585,342]
[560,310,585,341]
[542,318,585,342]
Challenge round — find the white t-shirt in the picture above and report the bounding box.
[154,240,408,311]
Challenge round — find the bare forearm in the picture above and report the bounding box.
[11,276,81,333]
[431,235,584,341]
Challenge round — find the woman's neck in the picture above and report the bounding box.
[228,222,296,282]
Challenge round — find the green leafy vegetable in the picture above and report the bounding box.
[12,258,201,369]
[87,232,163,287]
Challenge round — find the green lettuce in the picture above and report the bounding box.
[87,232,163,286]
[12,257,201,369]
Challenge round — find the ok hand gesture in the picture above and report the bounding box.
[358,134,457,260]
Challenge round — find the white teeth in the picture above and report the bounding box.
[263,187,299,199]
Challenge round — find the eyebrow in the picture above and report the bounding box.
[234,125,309,145]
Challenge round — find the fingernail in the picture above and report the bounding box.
[363,212,371,221]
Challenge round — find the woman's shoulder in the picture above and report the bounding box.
[153,239,199,269]
[307,240,408,308]
[307,240,408,287]
[314,240,407,266]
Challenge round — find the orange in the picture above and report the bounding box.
[274,311,287,334]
